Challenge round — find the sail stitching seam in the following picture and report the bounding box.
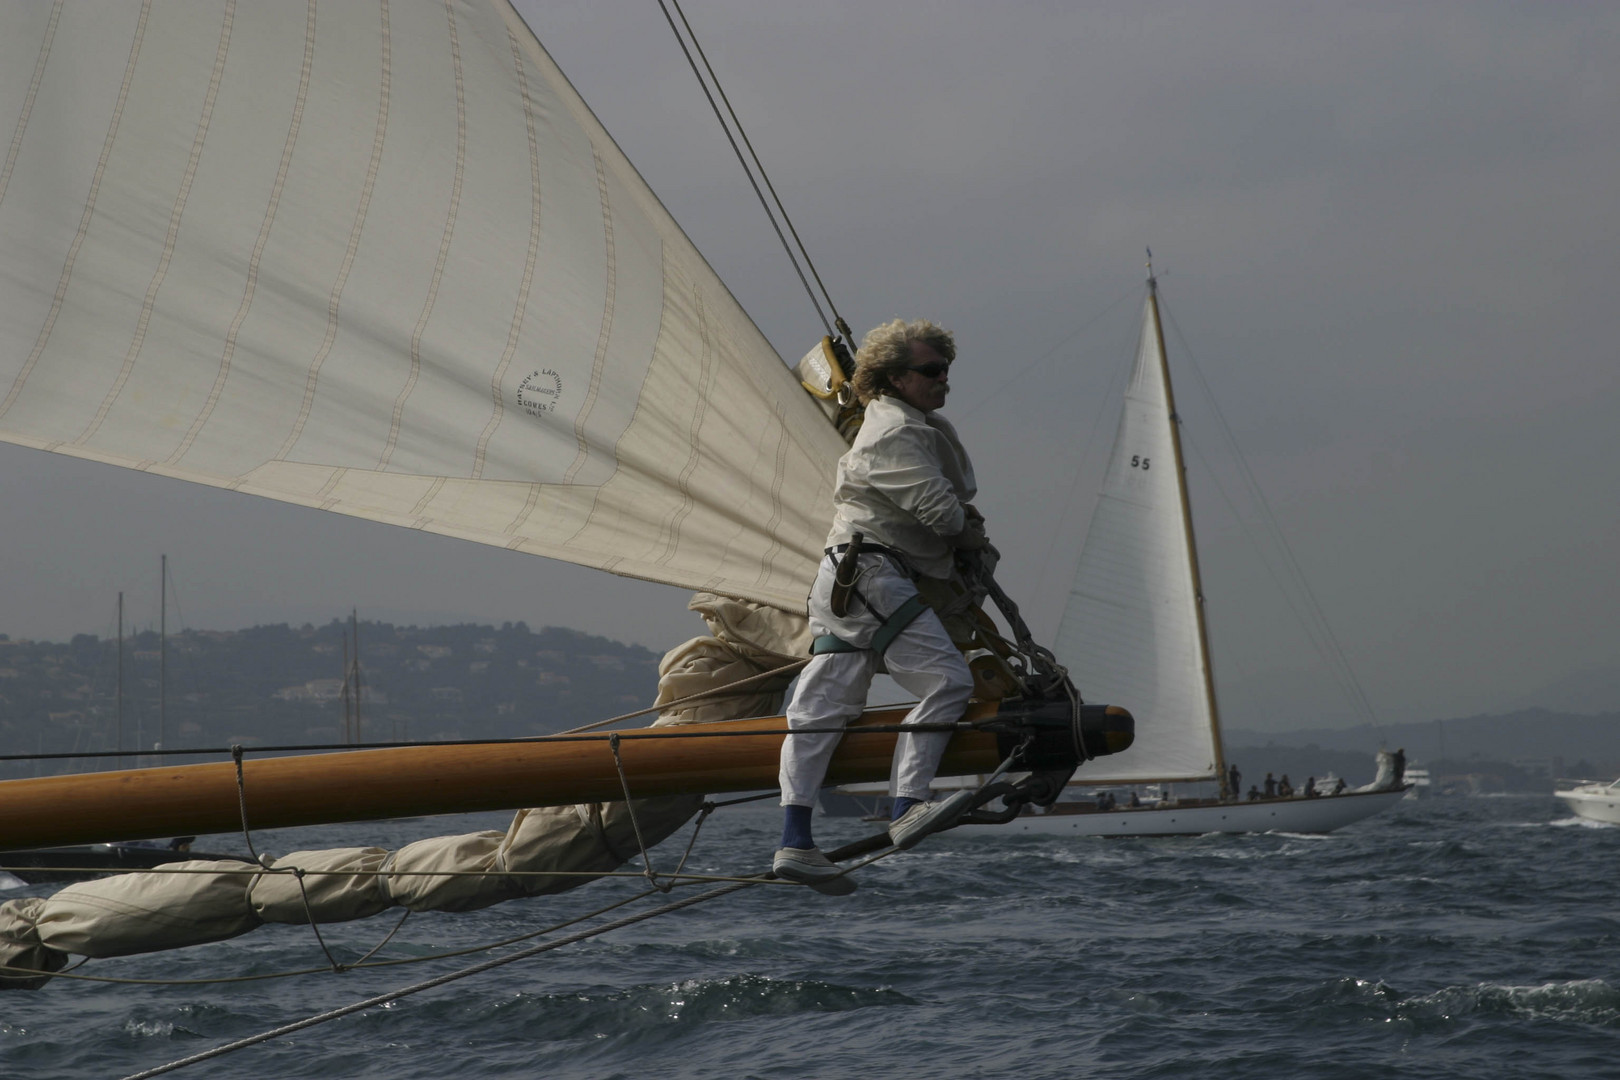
[540,245,675,551]
[560,150,618,486]
[652,283,714,566]
[275,0,392,463]
[753,402,790,586]
[167,1,317,468]
[471,28,545,481]
[74,1,236,450]
[409,476,446,521]
[315,466,347,507]
[375,0,465,474]
[0,0,61,212]
[0,1,150,424]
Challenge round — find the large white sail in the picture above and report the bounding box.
[1052,289,1221,783]
[0,0,845,612]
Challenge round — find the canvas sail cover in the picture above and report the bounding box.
[0,0,845,612]
[1052,294,1220,783]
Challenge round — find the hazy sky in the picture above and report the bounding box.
[2,1,1615,731]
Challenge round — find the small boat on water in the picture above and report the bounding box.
[1403,764,1432,798]
[1554,779,1620,825]
[0,841,251,885]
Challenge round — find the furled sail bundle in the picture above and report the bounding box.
[0,0,842,986]
[0,0,846,610]
[1050,291,1221,784]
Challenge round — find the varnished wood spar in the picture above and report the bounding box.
[0,704,1008,850]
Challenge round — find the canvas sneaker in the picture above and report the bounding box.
[888,790,976,850]
[771,846,857,896]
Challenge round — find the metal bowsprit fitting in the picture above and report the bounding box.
[820,700,1135,862]
[959,700,1135,825]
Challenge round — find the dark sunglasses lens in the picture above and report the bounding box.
[913,363,948,378]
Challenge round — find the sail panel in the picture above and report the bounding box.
[1053,296,1220,783]
[0,0,843,611]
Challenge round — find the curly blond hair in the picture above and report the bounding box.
[851,319,956,405]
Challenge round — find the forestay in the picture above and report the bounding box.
[1051,293,1220,783]
[0,0,844,612]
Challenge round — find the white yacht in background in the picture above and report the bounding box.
[826,275,1408,836]
[1555,779,1620,825]
[1403,764,1432,798]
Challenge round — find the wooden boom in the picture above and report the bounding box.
[0,701,1133,850]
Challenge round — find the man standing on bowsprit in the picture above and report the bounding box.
[772,319,988,895]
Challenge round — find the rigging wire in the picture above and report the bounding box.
[0,656,813,763]
[1025,286,1148,601]
[118,880,758,1080]
[1159,300,1382,730]
[107,758,934,1075]
[0,718,967,764]
[653,0,846,343]
[954,281,1142,422]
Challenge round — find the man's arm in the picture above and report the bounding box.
[862,426,969,539]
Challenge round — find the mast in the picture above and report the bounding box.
[158,554,166,754]
[1146,268,1228,788]
[115,592,124,754]
[352,608,362,743]
[341,625,352,745]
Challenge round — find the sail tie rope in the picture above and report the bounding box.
[232,744,351,974]
[607,732,671,892]
[4,794,793,989]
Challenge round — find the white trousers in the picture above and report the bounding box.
[778,557,975,807]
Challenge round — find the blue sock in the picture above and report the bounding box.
[891,796,921,821]
[781,804,814,850]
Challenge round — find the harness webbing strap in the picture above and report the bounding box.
[810,634,862,655]
[871,593,930,653]
[810,592,931,657]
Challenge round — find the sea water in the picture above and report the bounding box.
[2,795,1616,1079]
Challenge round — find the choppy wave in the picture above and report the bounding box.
[2,796,1613,1080]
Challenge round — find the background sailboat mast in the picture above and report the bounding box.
[352,608,362,744]
[1148,272,1228,785]
[158,553,166,754]
[115,591,123,754]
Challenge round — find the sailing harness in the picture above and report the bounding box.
[810,533,934,657]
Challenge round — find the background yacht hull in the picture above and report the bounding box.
[973,787,1409,837]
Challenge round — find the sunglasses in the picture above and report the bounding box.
[904,362,951,379]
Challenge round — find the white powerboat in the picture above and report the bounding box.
[1555,779,1620,825]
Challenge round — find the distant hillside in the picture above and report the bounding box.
[0,619,660,779]
[1227,708,1620,765]
[8,619,1615,793]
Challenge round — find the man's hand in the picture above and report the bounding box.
[951,516,989,551]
